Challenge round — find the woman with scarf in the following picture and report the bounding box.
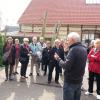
[20,38,30,79]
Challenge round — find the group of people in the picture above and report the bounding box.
[2,32,100,100]
[3,36,65,83]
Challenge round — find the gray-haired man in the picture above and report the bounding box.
[54,32,87,100]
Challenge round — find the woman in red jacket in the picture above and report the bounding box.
[85,39,100,100]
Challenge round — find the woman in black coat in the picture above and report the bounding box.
[19,38,30,79]
[48,39,64,84]
[3,37,15,81]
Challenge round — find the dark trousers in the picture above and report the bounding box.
[5,64,13,79]
[59,66,62,74]
[20,62,28,76]
[41,63,44,71]
[88,71,100,95]
[43,62,49,74]
[63,82,82,100]
[48,62,59,82]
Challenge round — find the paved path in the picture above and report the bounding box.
[0,63,97,100]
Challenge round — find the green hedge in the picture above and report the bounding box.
[0,35,5,67]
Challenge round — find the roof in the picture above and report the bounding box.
[18,0,100,25]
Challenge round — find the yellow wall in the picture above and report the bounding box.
[20,25,100,39]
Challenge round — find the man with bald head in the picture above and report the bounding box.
[54,32,87,100]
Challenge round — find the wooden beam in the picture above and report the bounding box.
[19,24,22,32]
[57,21,61,38]
[32,24,34,32]
[41,11,48,37]
[67,25,69,35]
[81,25,83,41]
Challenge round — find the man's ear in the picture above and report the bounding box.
[72,38,75,43]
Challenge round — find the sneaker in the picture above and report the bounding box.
[97,95,100,100]
[9,75,14,81]
[24,76,28,78]
[85,91,93,95]
[29,73,33,76]
[21,76,25,79]
[9,78,14,81]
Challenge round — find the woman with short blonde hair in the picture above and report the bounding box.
[85,39,100,100]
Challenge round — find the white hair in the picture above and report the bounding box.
[32,36,37,40]
[23,38,29,42]
[90,40,95,46]
[67,32,80,42]
[54,39,60,43]
[15,38,19,42]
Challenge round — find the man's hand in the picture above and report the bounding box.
[28,53,31,56]
[54,53,59,60]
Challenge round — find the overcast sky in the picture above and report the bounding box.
[0,0,31,26]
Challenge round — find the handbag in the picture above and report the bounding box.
[3,50,11,62]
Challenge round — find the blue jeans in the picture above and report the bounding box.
[63,82,82,100]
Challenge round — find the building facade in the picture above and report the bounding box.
[18,0,100,44]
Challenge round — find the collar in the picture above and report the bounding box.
[32,43,36,45]
[69,42,81,49]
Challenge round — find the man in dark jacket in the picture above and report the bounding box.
[54,32,87,100]
[42,41,52,75]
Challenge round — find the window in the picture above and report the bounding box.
[82,30,95,46]
[86,0,100,4]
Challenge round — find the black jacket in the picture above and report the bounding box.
[58,42,87,84]
[42,47,52,64]
[3,44,15,65]
[19,44,29,64]
[50,46,64,63]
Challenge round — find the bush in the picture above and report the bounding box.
[0,35,5,66]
